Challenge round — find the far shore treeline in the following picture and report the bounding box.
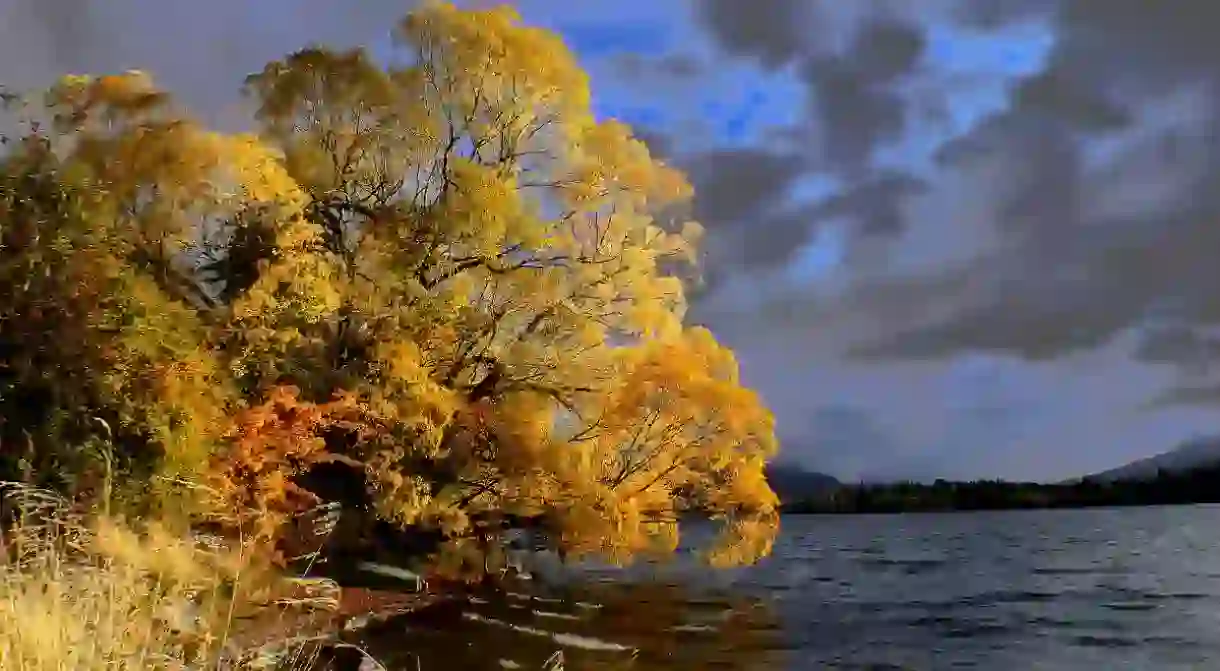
[781,464,1220,514]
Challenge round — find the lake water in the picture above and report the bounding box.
[358,505,1220,670]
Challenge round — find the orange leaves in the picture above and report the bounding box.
[0,3,784,574]
[207,385,360,547]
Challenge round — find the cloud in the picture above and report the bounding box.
[800,58,908,170]
[951,0,1057,29]
[663,2,936,306]
[632,0,1220,476]
[812,171,928,239]
[687,0,1220,372]
[612,52,705,80]
[685,149,806,226]
[697,2,929,170]
[841,2,1220,373]
[675,0,1220,478]
[676,148,815,286]
[0,0,412,128]
[694,0,818,70]
[794,18,926,168]
[850,20,928,83]
[1011,68,1130,130]
[795,405,907,482]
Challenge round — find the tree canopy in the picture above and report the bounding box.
[0,3,780,574]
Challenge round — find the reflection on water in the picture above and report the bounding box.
[354,505,1220,670]
[358,578,787,670]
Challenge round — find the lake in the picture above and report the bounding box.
[356,505,1220,670]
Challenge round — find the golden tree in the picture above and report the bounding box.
[0,3,781,571]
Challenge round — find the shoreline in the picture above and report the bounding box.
[782,499,1220,516]
[222,582,454,667]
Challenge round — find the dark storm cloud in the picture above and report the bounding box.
[801,57,908,169]
[669,4,935,311]
[1057,0,1220,83]
[675,148,816,287]
[697,1,926,171]
[847,157,1220,363]
[1136,326,1220,370]
[685,149,807,227]
[800,17,926,169]
[951,0,1058,29]
[847,18,927,85]
[668,0,1220,475]
[933,113,1081,241]
[840,0,1220,385]
[692,0,1220,379]
[695,0,817,70]
[1011,69,1130,131]
[811,171,928,237]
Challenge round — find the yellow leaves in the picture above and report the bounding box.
[565,119,693,212]
[706,513,779,568]
[224,216,342,375]
[230,254,340,327]
[372,468,472,538]
[400,2,590,116]
[377,339,429,385]
[373,473,434,527]
[0,2,783,576]
[441,159,528,249]
[213,133,308,210]
[370,337,458,430]
[48,72,212,191]
[544,328,779,566]
[46,70,169,132]
[245,47,401,136]
[486,391,554,468]
[68,262,235,486]
[373,337,454,401]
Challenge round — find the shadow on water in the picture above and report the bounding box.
[354,577,787,671]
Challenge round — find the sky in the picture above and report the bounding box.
[6,0,1220,482]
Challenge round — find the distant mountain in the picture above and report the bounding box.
[765,463,840,504]
[1088,436,1220,483]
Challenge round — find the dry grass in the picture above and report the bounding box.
[0,481,568,671]
[0,482,364,671]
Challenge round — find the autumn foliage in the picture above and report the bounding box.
[0,3,780,573]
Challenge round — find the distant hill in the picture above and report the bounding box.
[765,463,840,504]
[1088,436,1220,483]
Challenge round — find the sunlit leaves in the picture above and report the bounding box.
[0,2,783,572]
[206,385,358,549]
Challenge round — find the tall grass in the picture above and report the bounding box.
[0,481,567,671]
[0,482,350,670]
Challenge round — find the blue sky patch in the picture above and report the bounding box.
[555,20,670,58]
